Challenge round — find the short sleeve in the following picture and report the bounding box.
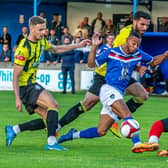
[14,47,28,66]
[95,48,109,66]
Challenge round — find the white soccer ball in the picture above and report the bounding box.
[120,119,140,138]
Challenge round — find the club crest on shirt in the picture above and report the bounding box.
[110,94,115,99]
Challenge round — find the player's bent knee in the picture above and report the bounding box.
[82,99,99,111]
[48,103,59,110]
[140,93,148,101]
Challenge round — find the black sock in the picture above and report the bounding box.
[46,109,58,137]
[59,102,85,127]
[126,98,143,113]
[19,118,46,132]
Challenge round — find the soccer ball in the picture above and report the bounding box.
[120,119,140,138]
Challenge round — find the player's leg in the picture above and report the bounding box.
[58,73,104,130]
[5,83,47,147]
[133,118,168,154]
[36,89,66,150]
[6,83,65,150]
[110,79,148,137]
[58,91,99,129]
[149,119,167,155]
[111,99,142,146]
[58,106,117,144]
[126,79,148,113]
[5,108,46,147]
[148,118,168,143]
[100,84,142,147]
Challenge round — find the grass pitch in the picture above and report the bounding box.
[0,91,168,168]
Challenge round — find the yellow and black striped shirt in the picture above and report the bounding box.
[14,38,52,86]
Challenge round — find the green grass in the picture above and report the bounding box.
[0,91,168,168]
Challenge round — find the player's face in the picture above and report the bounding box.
[127,36,141,53]
[133,17,150,34]
[31,23,46,40]
[106,35,115,45]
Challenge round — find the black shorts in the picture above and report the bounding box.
[88,73,106,96]
[127,77,138,87]
[19,83,44,115]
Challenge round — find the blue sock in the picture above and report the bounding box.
[79,127,100,138]
[123,116,133,121]
[131,134,141,145]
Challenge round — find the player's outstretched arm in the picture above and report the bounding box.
[49,39,91,54]
[151,51,168,66]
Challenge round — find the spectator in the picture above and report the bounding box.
[45,29,59,65]
[44,28,49,39]
[61,26,73,44]
[51,13,64,40]
[73,21,88,39]
[158,16,168,32]
[102,19,116,36]
[0,44,12,62]
[83,17,92,37]
[59,36,75,94]
[73,37,83,63]
[48,29,59,45]
[0,26,12,49]
[15,26,28,47]
[74,30,84,40]
[91,12,105,34]
[40,12,48,28]
[124,11,133,26]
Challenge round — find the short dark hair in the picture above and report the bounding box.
[134,11,151,20]
[129,31,142,39]
[29,16,46,27]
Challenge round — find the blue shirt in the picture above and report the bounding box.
[96,44,110,57]
[96,47,153,94]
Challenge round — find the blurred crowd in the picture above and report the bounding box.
[1,11,168,64]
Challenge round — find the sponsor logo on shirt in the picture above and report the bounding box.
[15,55,26,61]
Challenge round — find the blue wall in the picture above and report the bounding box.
[141,32,168,82]
[141,32,168,56]
[0,2,66,49]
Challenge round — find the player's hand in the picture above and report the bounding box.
[15,98,23,112]
[138,66,147,77]
[164,51,168,58]
[78,39,91,47]
[92,32,103,46]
